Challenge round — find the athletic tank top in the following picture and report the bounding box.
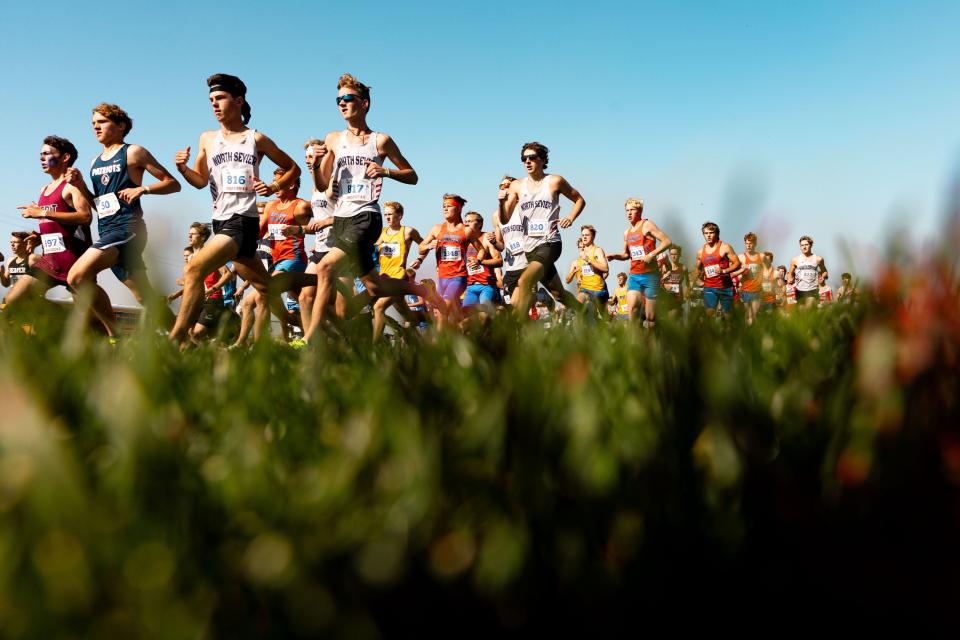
[819,285,832,304]
[627,224,657,275]
[794,254,820,292]
[701,242,732,288]
[500,209,528,273]
[615,286,629,316]
[578,245,605,291]
[204,270,223,300]
[739,252,763,293]
[378,226,407,279]
[208,129,259,221]
[90,144,143,236]
[222,261,236,305]
[785,282,797,304]
[519,176,560,251]
[310,189,335,253]
[466,242,495,286]
[36,180,92,280]
[267,199,307,263]
[761,267,777,303]
[662,266,685,298]
[331,131,383,218]
[7,256,29,285]
[436,222,468,279]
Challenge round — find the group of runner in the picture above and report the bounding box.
[2,72,857,343]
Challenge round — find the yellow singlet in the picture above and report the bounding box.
[615,286,629,316]
[377,225,407,278]
[579,245,605,292]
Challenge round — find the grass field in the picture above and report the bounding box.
[1,277,958,636]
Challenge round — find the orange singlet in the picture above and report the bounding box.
[436,222,469,279]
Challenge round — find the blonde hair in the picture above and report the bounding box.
[383,201,404,215]
[303,138,322,149]
[580,224,596,238]
[624,198,644,210]
[338,74,370,101]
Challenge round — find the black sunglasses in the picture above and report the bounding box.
[336,94,361,105]
[521,154,540,163]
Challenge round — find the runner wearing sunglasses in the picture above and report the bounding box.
[497,142,585,316]
[303,73,436,342]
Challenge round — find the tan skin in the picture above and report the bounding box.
[695,228,741,317]
[497,150,586,317]
[171,89,301,344]
[264,181,316,340]
[462,213,503,321]
[566,229,608,308]
[302,84,434,342]
[607,205,673,324]
[787,240,828,307]
[608,273,629,316]
[296,147,339,332]
[64,113,181,330]
[732,238,762,323]
[7,144,118,336]
[1,236,32,288]
[371,206,426,341]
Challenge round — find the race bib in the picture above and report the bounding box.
[41,233,66,254]
[223,167,253,193]
[340,177,371,202]
[380,242,400,258]
[467,261,485,276]
[666,282,680,294]
[629,244,646,261]
[94,192,121,219]
[440,245,461,262]
[507,238,523,255]
[528,219,549,237]
[762,281,773,293]
[748,264,760,279]
[581,263,594,277]
[799,268,816,283]
[268,224,286,241]
[316,227,331,243]
[704,264,720,279]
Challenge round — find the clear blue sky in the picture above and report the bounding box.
[2,1,958,303]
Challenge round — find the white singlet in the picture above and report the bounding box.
[208,129,260,221]
[310,189,335,253]
[500,208,529,273]
[518,176,560,252]
[331,130,384,218]
[794,254,821,292]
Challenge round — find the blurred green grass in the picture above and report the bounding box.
[0,292,958,637]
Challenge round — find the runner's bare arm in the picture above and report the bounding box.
[62,167,95,207]
[589,246,609,275]
[293,201,313,226]
[17,183,91,225]
[787,257,797,283]
[176,133,211,189]
[696,248,705,277]
[311,132,337,192]
[818,257,828,281]
[644,220,672,263]
[557,176,586,227]
[410,225,440,269]
[565,260,579,284]
[0,258,10,288]
[481,239,502,268]
[372,134,417,185]
[605,234,630,261]
[254,133,300,196]
[124,145,181,202]
[210,266,234,291]
[491,226,505,252]
[497,183,519,225]
[723,244,741,274]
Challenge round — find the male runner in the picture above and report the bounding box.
[760,251,778,312]
[65,103,180,329]
[818,274,833,306]
[371,201,425,339]
[611,272,629,320]
[462,211,503,314]
[570,225,608,315]
[497,142,585,317]
[694,222,741,318]
[1,232,32,293]
[659,245,688,320]
[836,273,858,304]
[297,139,337,331]
[733,231,763,324]
[303,73,434,342]
[411,194,481,326]
[9,136,115,335]
[172,73,300,344]
[607,198,673,326]
[486,176,530,307]
[788,235,828,308]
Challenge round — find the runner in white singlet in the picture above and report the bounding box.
[788,235,828,308]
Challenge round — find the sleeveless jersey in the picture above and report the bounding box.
[785,282,798,304]
[518,177,560,251]
[701,243,732,289]
[578,245,605,291]
[467,242,495,286]
[761,267,777,304]
[627,224,657,275]
[614,286,629,316]
[7,256,29,286]
[378,226,407,278]
[90,144,143,236]
[436,222,469,279]
[794,254,820,292]
[35,180,91,281]
[819,285,832,305]
[331,131,383,218]
[740,252,763,293]
[310,189,334,253]
[662,266,685,299]
[500,209,528,273]
[204,270,223,300]
[207,129,259,221]
[266,198,307,263]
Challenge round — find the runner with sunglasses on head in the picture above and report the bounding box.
[303,73,436,343]
[172,73,300,345]
[497,142,585,318]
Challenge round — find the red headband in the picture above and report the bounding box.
[444,198,463,208]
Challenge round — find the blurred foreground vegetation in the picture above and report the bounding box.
[1,277,958,637]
